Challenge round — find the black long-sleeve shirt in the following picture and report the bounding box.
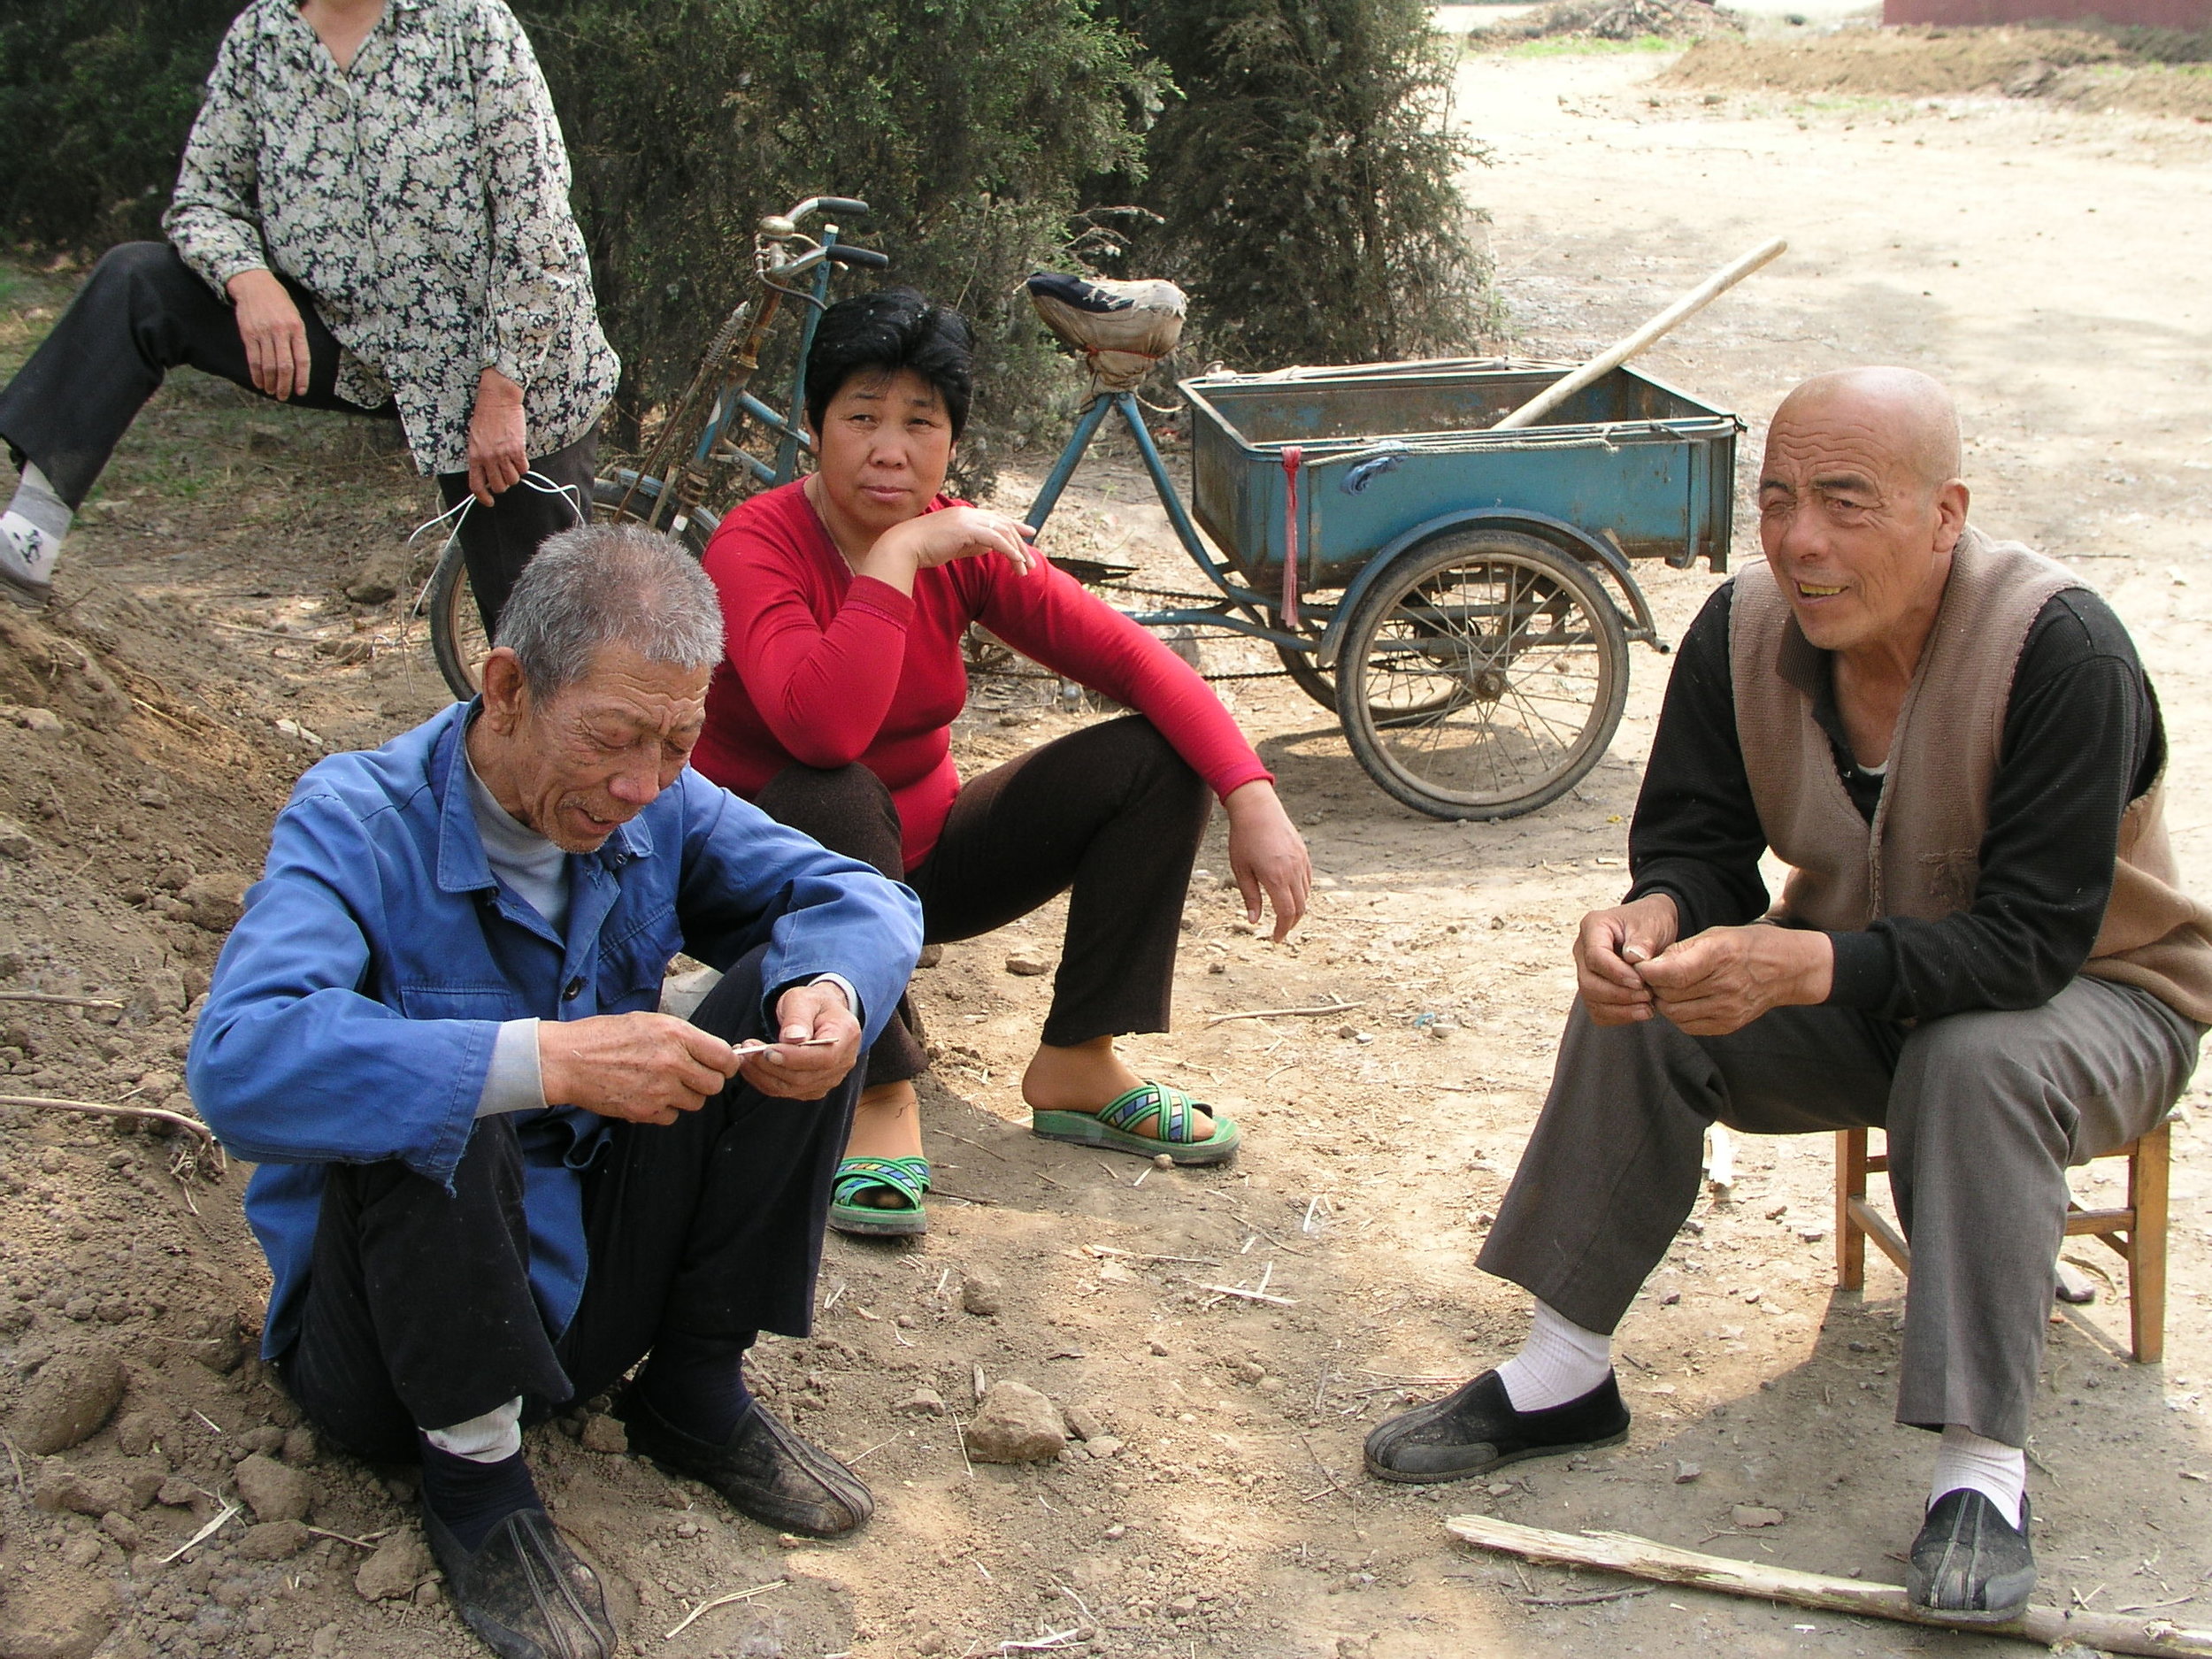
[1625,580,2162,1021]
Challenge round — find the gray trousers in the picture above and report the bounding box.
[1478,978,2200,1446]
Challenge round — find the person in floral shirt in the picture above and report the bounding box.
[0,0,618,625]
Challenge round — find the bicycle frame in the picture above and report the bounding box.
[1025,390,1320,655]
[693,224,849,489]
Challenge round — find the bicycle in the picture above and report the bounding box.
[424,194,889,697]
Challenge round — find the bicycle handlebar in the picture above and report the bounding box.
[781,196,870,227]
[826,244,889,268]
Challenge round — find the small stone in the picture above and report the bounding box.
[234,1452,313,1524]
[281,1425,319,1466]
[32,1471,130,1517]
[1171,1595,1199,1615]
[155,1476,200,1508]
[343,543,411,606]
[1732,1504,1785,1528]
[1084,1435,1123,1460]
[1004,951,1051,977]
[1486,1481,1516,1498]
[1659,1290,1682,1306]
[19,707,64,735]
[1148,1339,1170,1357]
[126,1466,167,1508]
[355,1529,429,1601]
[1152,1152,1174,1170]
[411,1580,443,1609]
[899,1387,947,1417]
[1765,1203,1789,1221]
[1797,1225,1828,1244]
[580,1414,627,1454]
[1103,1522,1126,1540]
[240,1520,311,1561]
[112,1409,165,1458]
[179,873,250,934]
[100,1509,142,1552]
[961,1271,1004,1317]
[12,1348,127,1454]
[915,943,945,970]
[964,1380,1066,1463]
[915,1631,949,1656]
[1062,1403,1104,1441]
[1673,1462,1702,1484]
[0,815,39,861]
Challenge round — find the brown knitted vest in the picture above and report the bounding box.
[1728,526,2212,1024]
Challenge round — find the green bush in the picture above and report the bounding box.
[1103,0,1493,368]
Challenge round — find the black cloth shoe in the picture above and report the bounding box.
[1363,1369,1630,1484]
[421,1505,616,1659]
[615,1385,874,1538]
[1907,1489,2036,1624]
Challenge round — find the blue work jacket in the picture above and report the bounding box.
[186,703,922,1358]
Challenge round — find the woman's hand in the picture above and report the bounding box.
[856,504,1036,593]
[1223,780,1310,942]
[467,368,530,504]
[227,269,311,400]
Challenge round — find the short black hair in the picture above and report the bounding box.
[804,287,975,440]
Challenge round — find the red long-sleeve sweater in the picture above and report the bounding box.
[692,481,1274,871]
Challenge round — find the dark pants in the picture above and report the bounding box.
[755,716,1211,1089]
[0,240,595,632]
[1478,979,2200,1447]
[278,950,858,1463]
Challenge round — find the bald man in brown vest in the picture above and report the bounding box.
[1364,368,2212,1622]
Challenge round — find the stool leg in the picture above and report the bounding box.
[2128,1124,2170,1364]
[1837,1127,1868,1293]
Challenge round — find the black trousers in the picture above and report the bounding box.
[0,240,595,632]
[755,716,1211,1089]
[278,950,858,1464]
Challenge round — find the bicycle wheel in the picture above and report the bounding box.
[426,472,722,700]
[1335,530,1628,820]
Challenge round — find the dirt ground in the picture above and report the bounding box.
[3,28,2212,1659]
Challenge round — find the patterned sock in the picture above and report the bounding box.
[419,1400,538,1554]
[1495,1301,1613,1412]
[639,1328,756,1444]
[2,465,70,593]
[1930,1425,2025,1528]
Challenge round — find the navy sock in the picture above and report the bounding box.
[418,1437,541,1554]
[639,1328,756,1443]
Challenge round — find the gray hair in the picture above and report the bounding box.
[494,522,724,699]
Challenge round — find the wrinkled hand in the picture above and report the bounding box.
[227,269,311,400]
[1573,894,1681,1025]
[538,1011,739,1125]
[873,505,1035,578]
[738,980,863,1099]
[467,369,529,505]
[1634,923,1833,1038]
[1224,780,1310,942]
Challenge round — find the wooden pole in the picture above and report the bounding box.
[1490,237,1788,432]
[1445,1514,2212,1657]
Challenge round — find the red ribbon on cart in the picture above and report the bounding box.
[1279,445,1303,631]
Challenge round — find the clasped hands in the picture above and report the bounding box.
[536,980,861,1125]
[1576,893,1832,1037]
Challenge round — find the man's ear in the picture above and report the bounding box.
[1932,478,1970,555]
[478,647,530,734]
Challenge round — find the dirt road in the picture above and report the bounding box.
[0,39,2207,1659]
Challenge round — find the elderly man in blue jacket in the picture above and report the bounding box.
[188,523,921,1659]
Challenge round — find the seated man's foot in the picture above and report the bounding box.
[423,1506,617,1659]
[1906,1490,2036,1624]
[616,1386,873,1538]
[1363,1370,1629,1484]
[1025,1039,1238,1164]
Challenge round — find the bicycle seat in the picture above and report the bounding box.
[1025,273,1187,389]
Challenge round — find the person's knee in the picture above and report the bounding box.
[755,763,894,849]
[88,241,191,297]
[1102,717,1208,807]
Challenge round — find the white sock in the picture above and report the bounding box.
[1929,1425,2025,1528]
[1495,1301,1612,1412]
[423,1395,525,1463]
[2,465,70,591]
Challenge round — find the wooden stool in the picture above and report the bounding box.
[1834,1120,2172,1363]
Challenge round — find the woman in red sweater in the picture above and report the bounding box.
[693,288,1310,1235]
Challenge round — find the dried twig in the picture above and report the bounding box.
[662,1578,787,1640]
[1204,998,1361,1027]
[160,1502,241,1564]
[305,1525,390,1549]
[934,1129,1012,1163]
[0,1094,217,1144]
[995,1629,1084,1653]
[1199,1283,1296,1306]
[931,1187,1002,1207]
[0,990,124,1010]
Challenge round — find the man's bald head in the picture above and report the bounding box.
[1770,367,1962,497]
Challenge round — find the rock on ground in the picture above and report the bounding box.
[0,1570,118,1659]
[580,1413,627,1454]
[355,1529,430,1601]
[233,1451,314,1524]
[241,1519,312,1560]
[960,1270,1003,1317]
[30,1471,128,1517]
[964,1381,1066,1463]
[12,1348,125,1455]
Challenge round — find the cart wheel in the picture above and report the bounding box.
[1273,643,1340,712]
[1336,530,1628,820]
[426,473,719,700]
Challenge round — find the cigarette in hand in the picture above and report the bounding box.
[731,1037,839,1056]
[1621,944,1650,965]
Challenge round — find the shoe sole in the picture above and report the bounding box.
[1030,1110,1240,1165]
[1363,1425,1628,1485]
[828,1205,927,1238]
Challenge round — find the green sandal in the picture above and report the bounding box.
[828,1156,930,1238]
[1032,1082,1241,1166]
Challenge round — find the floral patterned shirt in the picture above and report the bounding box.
[164,0,618,478]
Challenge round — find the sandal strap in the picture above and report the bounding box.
[1094,1082,1210,1145]
[832,1156,930,1210]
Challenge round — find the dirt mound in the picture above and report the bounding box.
[1665,24,2212,116]
[1485,0,1743,42]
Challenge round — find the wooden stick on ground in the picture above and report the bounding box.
[0,1094,217,1144]
[0,990,125,1010]
[1445,1515,2212,1658]
[1204,998,1361,1027]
